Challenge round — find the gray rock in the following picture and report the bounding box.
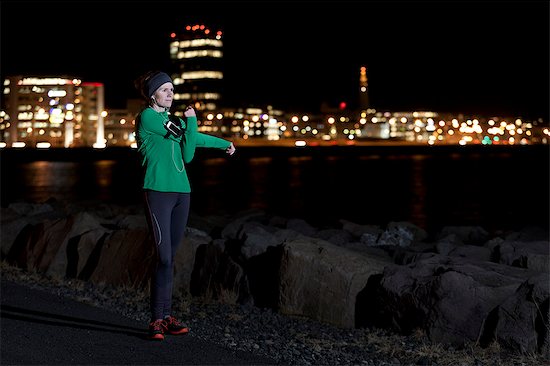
[377,221,427,247]
[494,273,549,357]
[358,254,534,348]
[437,226,489,245]
[286,218,317,237]
[496,240,549,272]
[279,237,390,328]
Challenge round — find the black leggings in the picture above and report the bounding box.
[144,190,190,321]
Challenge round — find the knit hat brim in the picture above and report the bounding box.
[145,72,173,98]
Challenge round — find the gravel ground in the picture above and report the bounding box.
[1,261,546,366]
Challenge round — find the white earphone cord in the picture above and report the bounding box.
[171,141,185,172]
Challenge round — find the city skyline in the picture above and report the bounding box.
[1,0,548,119]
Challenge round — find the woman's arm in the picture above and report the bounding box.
[196,133,232,149]
[180,107,235,161]
[140,109,180,142]
[181,109,199,163]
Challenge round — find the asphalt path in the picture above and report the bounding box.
[0,279,277,365]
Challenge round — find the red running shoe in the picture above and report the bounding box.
[163,315,190,335]
[148,319,165,340]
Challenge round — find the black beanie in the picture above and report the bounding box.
[145,72,173,98]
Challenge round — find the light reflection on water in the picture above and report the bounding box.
[23,161,78,187]
[21,161,79,202]
[2,149,548,233]
[12,160,124,204]
[95,160,116,187]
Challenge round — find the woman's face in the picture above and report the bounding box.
[152,82,174,108]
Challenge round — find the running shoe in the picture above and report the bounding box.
[148,319,165,340]
[163,315,190,335]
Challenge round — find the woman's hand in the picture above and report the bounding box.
[226,142,236,155]
[184,105,196,118]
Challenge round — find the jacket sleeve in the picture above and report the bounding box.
[140,109,179,142]
[181,116,199,163]
[196,133,232,149]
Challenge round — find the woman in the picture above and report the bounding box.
[134,70,235,340]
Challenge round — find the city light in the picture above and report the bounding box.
[1,23,547,149]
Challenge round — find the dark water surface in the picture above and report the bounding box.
[1,145,548,234]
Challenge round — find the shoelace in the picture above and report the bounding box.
[165,316,180,326]
[150,319,165,330]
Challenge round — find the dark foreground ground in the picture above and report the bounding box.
[1,262,547,366]
[0,279,276,366]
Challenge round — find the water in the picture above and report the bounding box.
[1,145,548,234]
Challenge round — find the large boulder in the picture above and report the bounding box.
[357,254,541,349]
[173,227,213,296]
[494,273,549,357]
[278,237,389,328]
[1,203,65,257]
[87,228,152,287]
[7,216,74,272]
[189,239,249,304]
[494,240,549,273]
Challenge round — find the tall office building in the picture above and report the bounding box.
[169,24,224,115]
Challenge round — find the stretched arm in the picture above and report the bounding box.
[180,107,236,161]
[140,108,180,142]
[181,108,199,164]
[196,133,231,148]
[196,133,235,155]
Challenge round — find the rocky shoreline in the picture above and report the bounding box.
[1,199,549,365]
[1,261,544,366]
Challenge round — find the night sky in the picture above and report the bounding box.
[1,0,548,118]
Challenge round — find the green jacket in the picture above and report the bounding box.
[136,107,231,193]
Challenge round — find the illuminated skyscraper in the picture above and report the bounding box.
[169,24,224,115]
[81,82,106,147]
